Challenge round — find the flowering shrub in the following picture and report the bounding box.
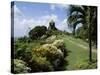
[32,44,63,61]
[42,44,63,60]
[52,39,67,57]
[12,59,31,73]
[45,35,57,44]
[52,39,64,48]
[31,39,67,71]
[30,55,54,71]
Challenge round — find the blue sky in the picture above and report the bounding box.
[12,1,71,37]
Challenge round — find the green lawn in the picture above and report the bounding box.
[60,35,97,70]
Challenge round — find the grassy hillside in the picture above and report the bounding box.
[59,34,97,70]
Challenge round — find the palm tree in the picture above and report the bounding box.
[67,5,97,62]
[68,5,86,36]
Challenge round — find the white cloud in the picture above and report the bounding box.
[56,18,71,32]
[58,4,69,9]
[50,4,69,11]
[32,14,59,28]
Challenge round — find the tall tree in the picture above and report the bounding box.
[68,5,85,36]
[29,26,47,40]
[67,5,97,62]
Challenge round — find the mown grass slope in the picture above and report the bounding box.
[59,34,97,70]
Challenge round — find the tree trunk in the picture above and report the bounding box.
[89,24,92,62]
[88,7,92,62]
[73,25,76,36]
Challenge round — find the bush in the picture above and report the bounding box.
[29,55,54,72]
[17,36,28,42]
[53,40,64,48]
[46,30,62,37]
[42,44,64,60]
[32,44,63,61]
[40,35,48,40]
[52,39,67,57]
[45,35,57,44]
[14,43,32,63]
[29,26,47,40]
[12,59,31,74]
[32,41,66,71]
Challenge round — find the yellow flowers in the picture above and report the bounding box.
[32,39,64,60]
[53,39,64,48]
[31,36,66,71]
[45,35,57,44]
